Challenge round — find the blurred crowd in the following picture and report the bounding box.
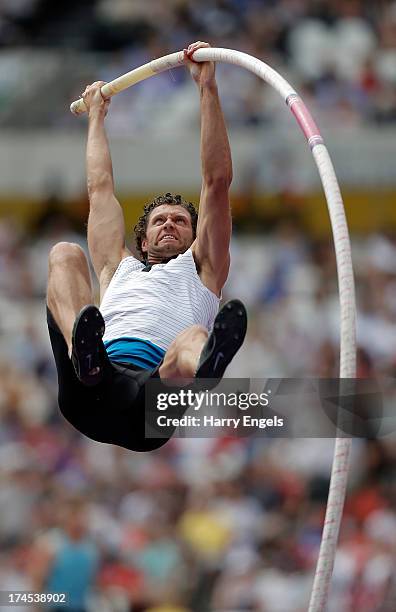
[1,0,396,130]
[1,203,396,611]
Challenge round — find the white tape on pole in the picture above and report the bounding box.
[70,48,357,611]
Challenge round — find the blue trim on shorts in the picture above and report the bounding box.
[104,337,166,369]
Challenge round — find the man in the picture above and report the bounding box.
[28,496,99,612]
[47,41,247,452]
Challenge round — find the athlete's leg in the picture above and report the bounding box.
[159,325,208,380]
[47,242,93,354]
[159,300,248,382]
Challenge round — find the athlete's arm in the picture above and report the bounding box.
[187,42,233,297]
[83,81,131,290]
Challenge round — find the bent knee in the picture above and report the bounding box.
[181,324,208,342]
[160,325,208,379]
[190,324,208,335]
[164,325,207,354]
[49,242,87,269]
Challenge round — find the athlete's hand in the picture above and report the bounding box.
[184,41,216,88]
[82,81,111,117]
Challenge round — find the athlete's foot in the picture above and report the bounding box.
[71,305,107,386]
[195,299,247,389]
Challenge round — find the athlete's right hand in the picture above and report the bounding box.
[81,81,111,117]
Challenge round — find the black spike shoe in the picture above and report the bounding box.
[195,299,247,388]
[71,305,107,387]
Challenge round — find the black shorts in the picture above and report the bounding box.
[47,307,172,452]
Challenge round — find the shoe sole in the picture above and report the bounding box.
[71,305,106,386]
[195,299,247,383]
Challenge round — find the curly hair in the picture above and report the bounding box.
[134,193,198,260]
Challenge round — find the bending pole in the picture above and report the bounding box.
[71,48,357,611]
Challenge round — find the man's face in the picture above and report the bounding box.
[141,204,194,260]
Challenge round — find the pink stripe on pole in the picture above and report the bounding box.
[287,94,323,149]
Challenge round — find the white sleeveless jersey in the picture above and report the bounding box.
[100,248,220,351]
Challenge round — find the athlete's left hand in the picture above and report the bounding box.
[184,41,216,87]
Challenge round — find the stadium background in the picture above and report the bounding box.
[1,1,396,610]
